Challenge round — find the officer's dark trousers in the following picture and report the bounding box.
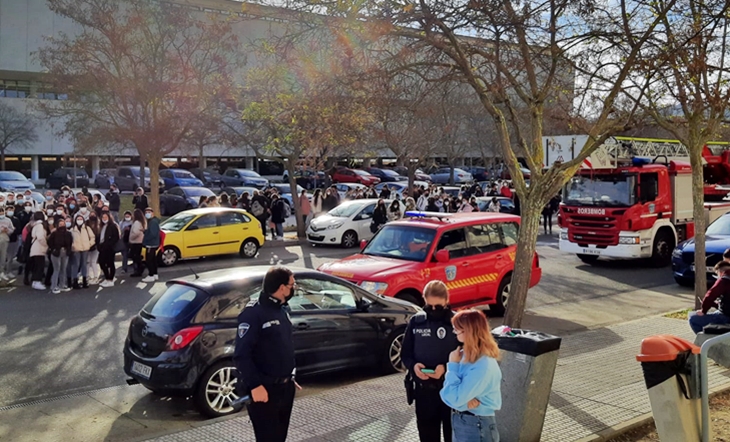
[414,386,452,442]
[247,382,295,442]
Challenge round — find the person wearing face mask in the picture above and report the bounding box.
[0,207,14,281]
[4,206,20,279]
[129,209,146,277]
[47,216,73,294]
[76,202,91,221]
[65,198,77,216]
[233,266,299,442]
[97,211,120,287]
[141,208,160,282]
[7,193,16,211]
[133,187,149,211]
[401,281,461,442]
[106,184,121,222]
[70,214,95,289]
[23,191,37,212]
[43,190,56,209]
[0,193,7,208]
[29,212,50,290]
[118,211,133,274]
[86,214,102,284]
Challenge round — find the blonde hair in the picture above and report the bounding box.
[452,309,500,363]
[423,280,449,301]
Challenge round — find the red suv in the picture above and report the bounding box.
[332,168,381,186]
[318,212,541,316]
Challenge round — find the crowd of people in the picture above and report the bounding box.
[0,184,162,293]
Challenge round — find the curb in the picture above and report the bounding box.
[575,383,730,442]
[262,239,303,248]
[127,410,247,442]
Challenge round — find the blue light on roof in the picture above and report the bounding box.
[632,157,651,167]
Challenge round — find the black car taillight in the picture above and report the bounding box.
[165,326,204,351]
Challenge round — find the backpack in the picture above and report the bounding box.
[251,200,264,217]
[283,200,292,218]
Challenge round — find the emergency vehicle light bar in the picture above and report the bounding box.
[405,211,455,221]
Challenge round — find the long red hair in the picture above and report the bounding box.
[452,309,500,363]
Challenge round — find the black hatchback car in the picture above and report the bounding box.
[123,266,417,418]
[44,167,90,189]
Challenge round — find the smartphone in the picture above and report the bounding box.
[421,368,435,374]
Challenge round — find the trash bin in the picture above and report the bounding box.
[493,328,562,442]
[636,334,701,442]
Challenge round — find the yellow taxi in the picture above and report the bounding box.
[157,207,265,266]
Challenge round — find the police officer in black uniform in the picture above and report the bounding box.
[234,266,298,442]
[402,280,460,442]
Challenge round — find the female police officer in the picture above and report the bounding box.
[402,280,460,442]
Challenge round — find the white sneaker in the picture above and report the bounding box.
[154,274,158,281]
[0,273,8,280]
[100,280,113,288]
[61,287,71,292]
[52,288,60,294]
[32,282,46,290]
[141,275,155,283]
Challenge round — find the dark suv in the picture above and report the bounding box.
[123,266,416,418]
[45,167,89,189]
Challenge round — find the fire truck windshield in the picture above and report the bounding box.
[564,175,636,207]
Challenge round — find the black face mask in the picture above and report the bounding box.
[285,287,295,303]
[424,304,449,320]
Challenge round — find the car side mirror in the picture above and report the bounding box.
[435,249,450,263]
[356,297,372,311]
[360,239,368,251]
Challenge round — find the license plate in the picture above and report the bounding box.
[690,265,715,273]
[581,248,601,255]
[131,361,152,379]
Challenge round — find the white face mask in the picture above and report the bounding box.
[80,208,87,213]
[65,222,71,228]
[63,191,69,196]
[46,210,54,216]
[56,210,63,215]
[24,195,31,201]
[124,216,131,221]
[24,206,31,213]
[7,211,14,217]
[76,219,84,226]
[145,213,152,219]
[102,219,108,224]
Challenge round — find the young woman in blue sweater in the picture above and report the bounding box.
[440,309,502,442]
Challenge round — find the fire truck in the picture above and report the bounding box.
[551,136,730,265]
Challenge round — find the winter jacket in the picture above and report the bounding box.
[0,217,13,242]
[298,196,311,216]
[271,199,287,224]
[98,221,120,252]
[48,227,73,256]
[106,191,121,212]
[71,224,96,252]
[30,222,49,257]
[130,220,145,244]
[132,194,149,211]
[142,217,161,248]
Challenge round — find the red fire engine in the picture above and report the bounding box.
[555,136,730,265]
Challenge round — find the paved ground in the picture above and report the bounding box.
[0,233,700,441]
[142,316,730,442]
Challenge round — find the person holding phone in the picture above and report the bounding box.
[401,280,460,442]
[441,309,502,442]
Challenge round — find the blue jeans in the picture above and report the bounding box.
[689,310,730,334]
[71,250,89,279]
[275,223,284,238]
[452,413,499,442]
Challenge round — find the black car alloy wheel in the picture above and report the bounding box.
[385,329,406,373]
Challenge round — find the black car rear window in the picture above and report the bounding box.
[142,284,208,321]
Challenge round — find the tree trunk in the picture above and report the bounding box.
[1,151,5,171]
[690,141,708,309]
[139,155,146,184]
[288,161,306,239]
[148,159,161,216]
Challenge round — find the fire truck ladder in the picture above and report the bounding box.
[591,137,730,169]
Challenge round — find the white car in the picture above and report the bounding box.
[335,183,368,200]
[306,199,403,248]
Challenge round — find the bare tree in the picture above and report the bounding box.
[36,0,240,213]
[0,102,38,170]
[625,0,730,306]
[282,0,680,326]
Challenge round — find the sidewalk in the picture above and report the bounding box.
[144,315,730,442]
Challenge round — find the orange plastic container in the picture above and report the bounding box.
[636,335,700,362]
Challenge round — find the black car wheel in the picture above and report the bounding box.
[577,254,599,264]
[383,328,406,373]
[341,230,358,248]
[651,231,675,267]
[674,276,694,288]
[194,360,240,418]
[159,246,180,267]
[239,238,259,259]
[488,274,511,317]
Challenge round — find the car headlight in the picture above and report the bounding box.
[672,248,682,258]
[560,231,568,241]
[360,281,389,295]
[618,236,640,245]
[327,222,344,230]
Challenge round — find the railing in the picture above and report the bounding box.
[699,333,730,442]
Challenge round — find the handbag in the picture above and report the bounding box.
[113,226,125,252]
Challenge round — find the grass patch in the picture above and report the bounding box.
[664,308,692,320]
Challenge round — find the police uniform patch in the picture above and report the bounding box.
[437,327,446,339]
[445,265,457,281]
[238,323,250,338]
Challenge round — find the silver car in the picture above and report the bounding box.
[429,168,474,184]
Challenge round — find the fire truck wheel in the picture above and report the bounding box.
[651,231,675,267]
[577,254,599,264]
